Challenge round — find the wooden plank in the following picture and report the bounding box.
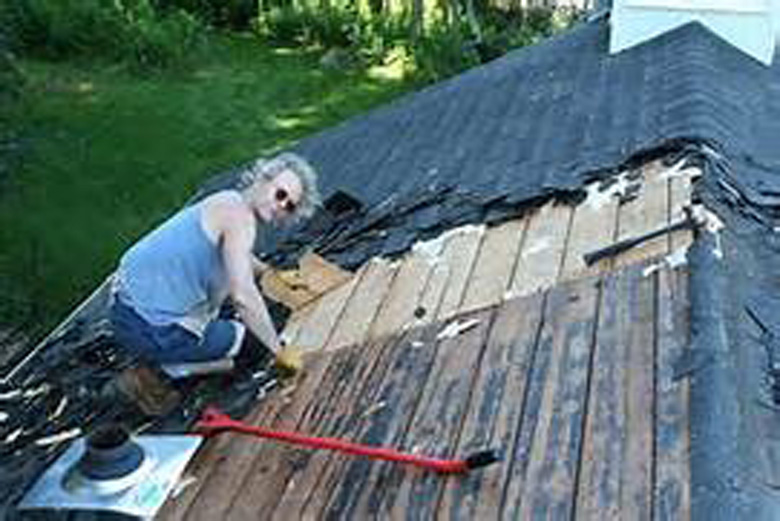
[294,266,364,352]
[435,225,486,320]
[267,335,399,520]
[560,183,620,281]
[614,162,669,269]
[437,292,546,520]
[575,264,656,520]
[325,258,398,351]
[509,202,573,299]
[280,300,316,345]
[156,391,282,521]
[620,265,657,521]
[575,270,627,520]
[460,219,527,314]
[317,322,444,520]
[275,324,440,520]
[223,342,377,520]
[252,244,451,520]
[178,349,338,521]
[260,254,352,312]
[369,250,436,341]
[385,308,495,520]
[290,255,451,519]
[668,169,695,254]
[265,254,439,519]
[312,314,493,520]
[501,276,600,519]
[415,247,453,327]
[260,268,318,310]
[307,316,439,519]
[654,268,691,521]
[299,251,353,295]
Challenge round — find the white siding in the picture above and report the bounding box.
[610,0,776,65]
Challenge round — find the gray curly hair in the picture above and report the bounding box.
[241,152,322,219]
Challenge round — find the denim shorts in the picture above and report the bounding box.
[111,297,241,364]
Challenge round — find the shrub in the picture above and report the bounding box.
[2,0,128,59]
[0,32,24,101]
[154,0,257,31]
[481,6,584,50]
[350,15,408,64]
[253,4,580,83]
[0,0,208,71]
[256,6,363,49]
[128,4,207,70]
[407,22,480,83]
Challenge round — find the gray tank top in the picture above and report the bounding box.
[115,201,228,336]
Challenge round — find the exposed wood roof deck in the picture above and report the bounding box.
[157,160,695,520]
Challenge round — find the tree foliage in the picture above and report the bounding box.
[0,0,208,70]
[253,0,584,81]
[0,0,584,80]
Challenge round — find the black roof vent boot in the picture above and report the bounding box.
[75,424,145,483]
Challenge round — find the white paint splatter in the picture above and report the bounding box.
[642,245,690,277]
[411,224,486,265]
[583,170,643,210]
[660,158,699,181]
[360,401,387,418]
[51,396,68,420]
[436,319,481,341]
[0,384,50,401]
[523,237,551,256]
[713,233,724,260]
[666,246,690,269]
[34,428,82,447]
[691,205,725,259]
[5,428,22,444]
[0,390,21,401]
[170,475,198,499]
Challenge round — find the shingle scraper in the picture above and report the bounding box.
[195,407,501,474]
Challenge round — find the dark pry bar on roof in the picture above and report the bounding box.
[583,209,696,266]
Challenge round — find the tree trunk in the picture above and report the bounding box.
[439,0,452,27]
[368,0,384,16]
[411,0,424,40]
[464,0,483,41]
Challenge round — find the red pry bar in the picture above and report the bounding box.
[194,407,500,474]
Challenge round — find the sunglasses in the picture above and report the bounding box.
[275,188,298,214]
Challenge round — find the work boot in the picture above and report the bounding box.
[114,365,181,417]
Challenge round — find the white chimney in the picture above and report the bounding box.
[610,0,776,65]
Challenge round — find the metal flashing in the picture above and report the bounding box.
[18,435,202,519]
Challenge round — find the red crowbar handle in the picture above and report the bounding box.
[195,407,501,474]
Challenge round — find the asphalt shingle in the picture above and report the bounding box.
[258,19,776,266]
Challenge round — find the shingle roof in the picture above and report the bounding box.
[7,13,780,519]
[273,21,780,517]
[261,17,780,268]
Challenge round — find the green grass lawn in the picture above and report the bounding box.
[0,36,418,337]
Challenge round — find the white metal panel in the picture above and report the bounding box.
[611,0,776,65]
[625,0,767,13]
[19,435,203,519]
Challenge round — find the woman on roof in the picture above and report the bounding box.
[110,153,321,378]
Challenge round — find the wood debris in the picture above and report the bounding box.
[261,253,353,311]
[34,428,82,447]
